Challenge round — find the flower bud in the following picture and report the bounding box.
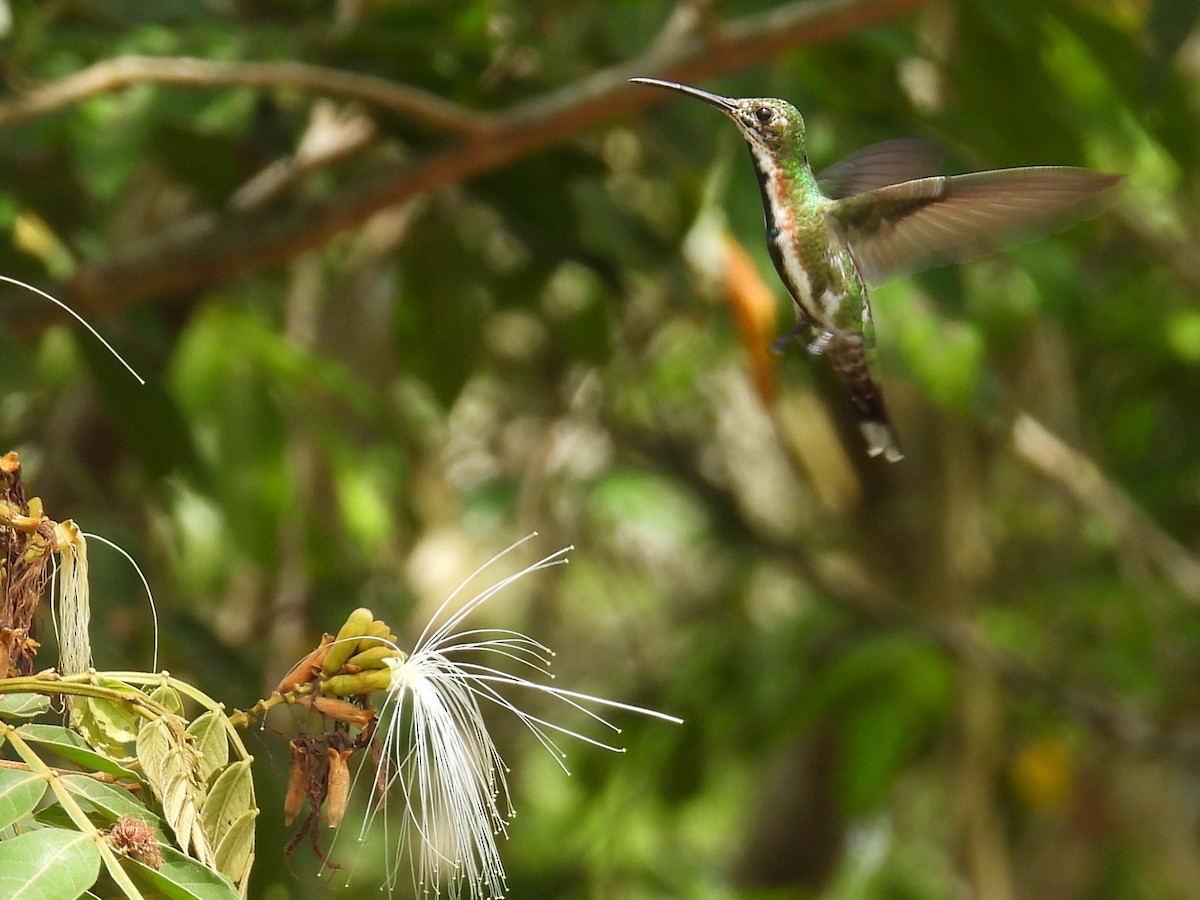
[322,608,375,676]
[321,668,393,698]
[345,645,403,671]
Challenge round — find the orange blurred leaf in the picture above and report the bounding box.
[721,232,778,403]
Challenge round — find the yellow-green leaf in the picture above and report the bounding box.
[72,697,139,762]
[186,712,230,786]
[0,768,47,830]
[0,827,101,899]
[148,685,185,718]
[211,808,257,884]
[200,760,253,849]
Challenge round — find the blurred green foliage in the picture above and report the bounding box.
[4,0,1200,897]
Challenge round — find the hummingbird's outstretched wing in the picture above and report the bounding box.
[815,139,944,199]
[828,167,1121,286]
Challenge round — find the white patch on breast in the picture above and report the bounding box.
[819,288,841,321]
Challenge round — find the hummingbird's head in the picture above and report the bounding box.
[722,97,806,158]
[630,78,807,161]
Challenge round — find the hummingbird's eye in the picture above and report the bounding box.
[754,106,774,124]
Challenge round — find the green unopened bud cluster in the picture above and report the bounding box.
[319,607,405,698]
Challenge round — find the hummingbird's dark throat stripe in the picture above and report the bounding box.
[746,145,819,330]
[747,149,786,264]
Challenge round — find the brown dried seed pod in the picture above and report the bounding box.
[284,740,309,826]
[325,747,352,828]
[296,694,377,729]
[277,634,334,694]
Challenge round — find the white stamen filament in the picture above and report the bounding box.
[1,274,145,385]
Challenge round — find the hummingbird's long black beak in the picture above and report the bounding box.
[629,77,737,112]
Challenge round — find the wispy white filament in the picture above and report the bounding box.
[84,531,160,671]
[345,536,682,898]
[1,274,144,384]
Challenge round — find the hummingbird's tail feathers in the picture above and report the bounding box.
[825,332,904,463]
[860,420,905,463]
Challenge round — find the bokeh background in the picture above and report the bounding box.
[4,0,1200,896]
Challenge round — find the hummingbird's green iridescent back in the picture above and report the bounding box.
[631,77,1120,462]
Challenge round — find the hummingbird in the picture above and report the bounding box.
[630,77,1120,462]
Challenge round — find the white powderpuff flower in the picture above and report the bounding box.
[348,537,681,898]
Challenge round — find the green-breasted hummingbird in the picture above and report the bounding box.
[631,77,1120,462]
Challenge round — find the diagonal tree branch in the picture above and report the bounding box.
[0,56,491,135]
[50,0,926,315]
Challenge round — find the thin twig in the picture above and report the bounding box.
[0,756,139,787]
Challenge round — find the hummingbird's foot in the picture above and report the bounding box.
[770,322,810,355]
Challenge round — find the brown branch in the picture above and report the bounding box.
[54,0,926,315]
[0,56,490,135]
[229,100,377,213]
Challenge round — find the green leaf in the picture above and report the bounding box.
[60,775,157,825]
[0,768,47,830]
[135,717,173,784]
[33,805,76,830]
[71,697,140,762]
[211,808,256,884]
[199,760,253,849]
[0,827,102,900]
[165,775,205,864]
[14,725,138,780]
[185,712,229,787]
[0,694,51,718]
[137,719,210,864]
[835,693,918,814]
[148,685,185,719]
[122,843,239,900]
